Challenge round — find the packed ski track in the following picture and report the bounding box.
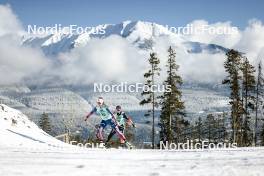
[0,146,264,176]
[1,105,264,176]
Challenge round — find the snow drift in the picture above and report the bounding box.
[0,104,68,148]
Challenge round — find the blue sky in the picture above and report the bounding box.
[1,0,264,29]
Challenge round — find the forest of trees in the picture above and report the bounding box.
[36,47,264,149]
[141,47,264,148]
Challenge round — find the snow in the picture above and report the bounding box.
[0,104,264,176]
[182,88,229,115]
[0,104,69,148]
[0,146,263,176]
[19,88,91,114]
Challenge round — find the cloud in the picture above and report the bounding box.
[0,4,24,36]
[183,20,241,48]
[183,19,264,62]
[0,38,49,85]
[171,19,264,83]
[234,19,264,63]
[55,35,147,84]
[0,5,49,85]
[177,52,226,83]
[54,19,264,85]
[0,4,146,85]
[1,4,264,86]
[153,36,226,83]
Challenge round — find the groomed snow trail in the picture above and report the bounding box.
[0,147,263,176]
[0,104,263,176]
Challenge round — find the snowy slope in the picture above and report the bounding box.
[0,95,26,109]
[0,104,68,148]
[19,88,91,114]
[182,88,229,115]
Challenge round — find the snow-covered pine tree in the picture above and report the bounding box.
[217,113,228,142]
[195,116,203,143]
[241,57,256,146]
[222,49,244,145]
[205,114,215,143]
[140,52,161,149]
[159,46,185,144]
[255,61,264,145]
[39,112,52,135]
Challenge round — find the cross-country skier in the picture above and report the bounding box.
[106,105,135,147]
[84,97,126,146]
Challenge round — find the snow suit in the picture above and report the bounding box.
[88,104,126,142]
[106,111,133,143]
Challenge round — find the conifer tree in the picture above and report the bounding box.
[254,61,264,145]
[205,114,215,143]
[196,116,203,143]
[159,46,185,144]
[240,57,256,146]
[222,49,244,145]
[140,52,161,149]
[39,112,52,135]
[261,123,264,146]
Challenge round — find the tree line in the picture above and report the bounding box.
[38,47,264,148]
[140,47,264,148]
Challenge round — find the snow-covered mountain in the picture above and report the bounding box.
[22,21,228,56]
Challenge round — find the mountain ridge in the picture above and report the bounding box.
[22,20,228,56]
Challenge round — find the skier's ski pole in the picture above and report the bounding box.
[85,121,97,130]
